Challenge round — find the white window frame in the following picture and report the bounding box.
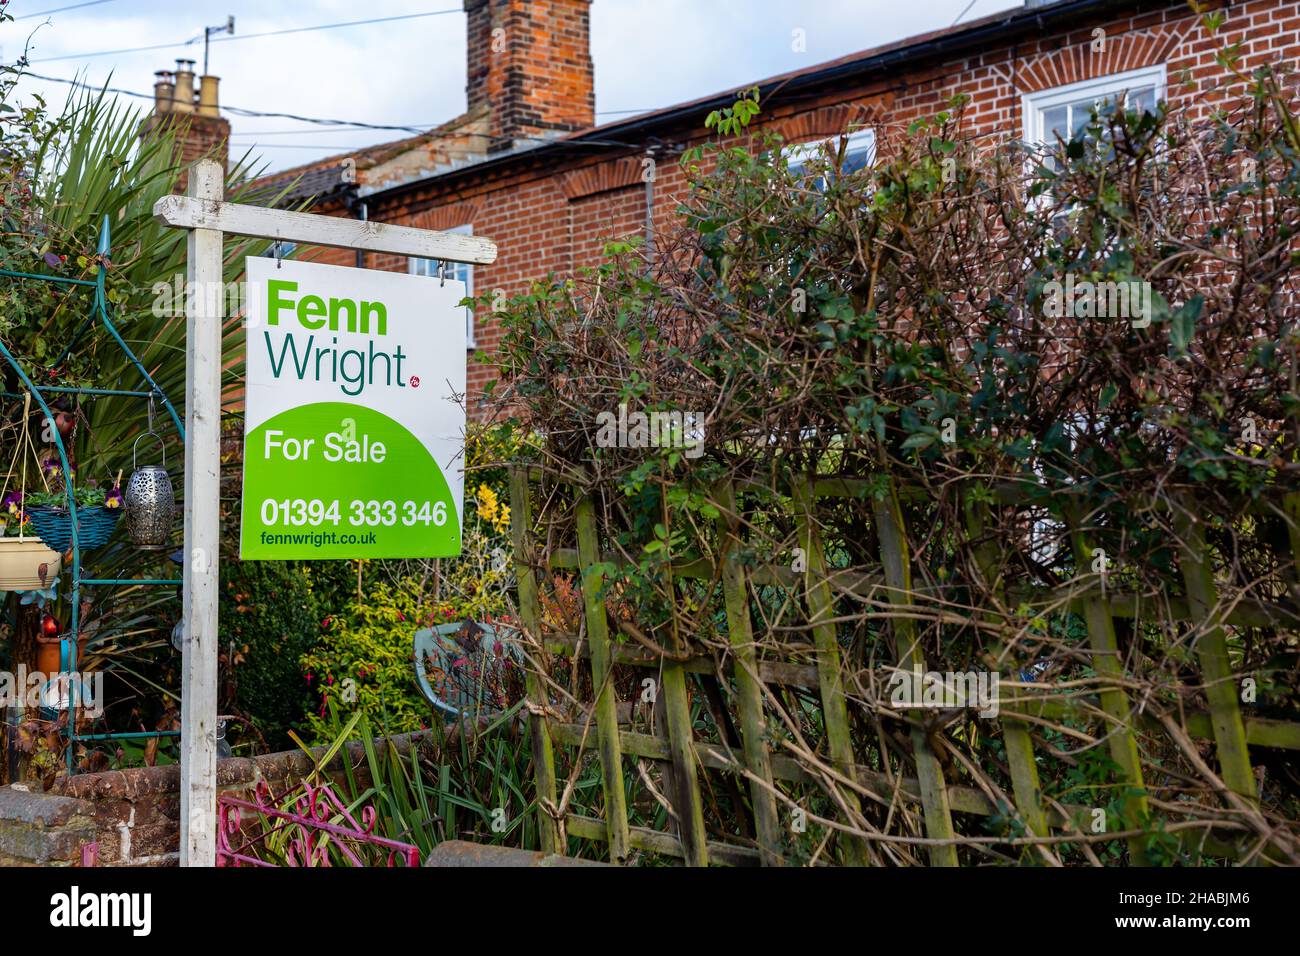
[1021,64,1166,147]
[783,127,876,179]
[409,222,476,350]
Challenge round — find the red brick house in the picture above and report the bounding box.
[150,0,1297,414]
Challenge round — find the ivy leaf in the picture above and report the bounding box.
[1042,421,1067,453]
[1170,295,1203,353]
[1004,437,1033,460]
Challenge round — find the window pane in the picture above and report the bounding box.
[1041,104,1069,141]
[1127,86,1155,114]
[842,145,873,175]
[1068,97,1095,136]
[1071,84,1156,132]
[410,257,471,284]
[1037,83,1159,157]
[783,132,873,190]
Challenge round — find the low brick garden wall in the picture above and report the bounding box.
[0,789,96,866]
[0,730,432,866]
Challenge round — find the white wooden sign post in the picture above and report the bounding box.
[155,158,497,866]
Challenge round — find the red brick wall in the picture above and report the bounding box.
[293,0,1300,419]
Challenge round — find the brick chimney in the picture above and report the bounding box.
[464,0,595,152]
[140,59,231,189]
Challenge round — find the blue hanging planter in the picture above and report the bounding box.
[27,504,121,552]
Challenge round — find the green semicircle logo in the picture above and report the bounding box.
[240,401,461,559]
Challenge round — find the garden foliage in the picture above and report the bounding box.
[488,44,1300,863]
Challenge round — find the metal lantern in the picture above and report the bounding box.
[125,432,175,549]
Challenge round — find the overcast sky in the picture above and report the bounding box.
[4,0,1022,173]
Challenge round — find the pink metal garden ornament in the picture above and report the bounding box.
[216,779,419,867]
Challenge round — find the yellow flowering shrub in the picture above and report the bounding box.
[297,423,536,741]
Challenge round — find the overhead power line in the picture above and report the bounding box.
[229,125,442,137]
[951,0,980,27]
[24,71,434,134]
[11,0,117,19]
[24,70,644,149]
[221,103,428,134]
[209,9,460,45]
[29,33,205,63]
[227,143,372,150]
[29,7,461,63]
[21,69,647,177]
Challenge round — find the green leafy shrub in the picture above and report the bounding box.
[482,60,1300,864]
[295,423,535,742]
[221,559,352,750]
[299,577,432,738]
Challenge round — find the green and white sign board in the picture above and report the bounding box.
[239,256,466,559]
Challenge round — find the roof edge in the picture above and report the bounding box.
[368,0,1152,203]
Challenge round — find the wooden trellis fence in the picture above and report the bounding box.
[508,466,1300,866]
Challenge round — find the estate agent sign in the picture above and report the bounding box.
[239,256,466,559]
[158,159,495,866]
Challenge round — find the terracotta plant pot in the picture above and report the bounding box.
[35,633,90,674]
[35,635,61,674]
[0,536,62,591]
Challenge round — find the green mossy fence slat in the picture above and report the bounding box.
[508,467,1299,866]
